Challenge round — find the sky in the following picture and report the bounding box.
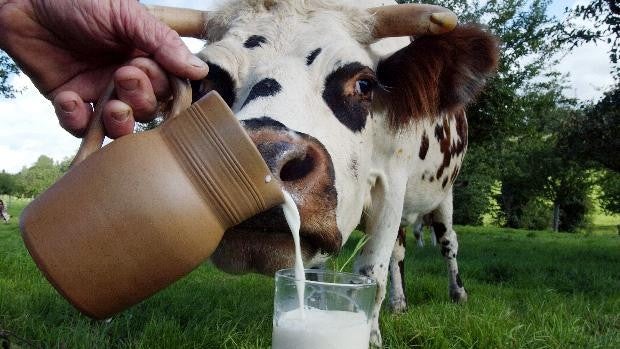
[0,0,615,174]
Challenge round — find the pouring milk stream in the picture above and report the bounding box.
[274,191,371,349]
[281,191,306,318]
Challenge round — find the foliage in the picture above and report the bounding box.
[518,198,552,230]
[558,84,620,172]
[3,156,71,198]
[135,116,164,132]
[453,146,499,225]
[598,170,620,214]
[0,49,19,98]
[0,170,16,196]
[14,156,64,198]
[565,0,620,78]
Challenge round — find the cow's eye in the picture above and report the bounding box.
[355,79,374,96]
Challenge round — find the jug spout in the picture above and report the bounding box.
[162,92,284,228]
[20,91,283,319]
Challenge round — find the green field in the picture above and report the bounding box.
[1,200,619,348]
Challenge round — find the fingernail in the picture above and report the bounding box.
[119,79,139,91]
[112,110,130,123]
[60,100,77,113]
[189,55,208,69]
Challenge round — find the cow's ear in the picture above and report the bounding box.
[376,25,499,129]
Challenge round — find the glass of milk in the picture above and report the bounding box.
[272,269,377,349]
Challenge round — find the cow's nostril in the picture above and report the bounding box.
[280,154,314,182]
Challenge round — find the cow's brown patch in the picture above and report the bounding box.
[376,25,499,129]
[419,131,429,160]
[453,110,468,156]
[436,117,452,180]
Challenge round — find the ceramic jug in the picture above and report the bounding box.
[20,77,283,319]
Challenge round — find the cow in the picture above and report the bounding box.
[0,199,9,223]
[414,213,436,248]
[161,0,499,345]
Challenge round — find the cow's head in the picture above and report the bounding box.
[178,0,498,274]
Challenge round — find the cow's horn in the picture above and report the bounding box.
[145,5,209,38]
[370,4,457,38]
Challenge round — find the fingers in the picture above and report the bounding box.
[124,1,209,80]
[114,65,159,123]
[102,100,135,139]
[54,58,170,139]
[151,32,209,80]
[53,91,92,137]
[127,57,171,100]
[54,91,136,139]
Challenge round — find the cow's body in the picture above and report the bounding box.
[0,199,9,223]
[191,0,498,345]
[413,214,437,248]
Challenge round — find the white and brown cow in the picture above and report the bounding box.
[0,199,9,223]
[172,0,498,345]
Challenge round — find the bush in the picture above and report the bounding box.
[453,147,498,226]
[519,199,552,230]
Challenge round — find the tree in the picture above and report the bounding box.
[0,170,17,196]
[598,170,620,214]
[557,84,620,216]
[15,155,64,197]
[558,84,620,172]
[0,50,19,98]
[566,0,620,78]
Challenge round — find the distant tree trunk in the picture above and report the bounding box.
[553,203,560,232]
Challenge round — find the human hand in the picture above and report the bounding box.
[0,0,208,138]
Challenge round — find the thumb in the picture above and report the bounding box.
[121,1,209,80]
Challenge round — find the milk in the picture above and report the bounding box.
[281,191,305,317]
[275,191,371,349]
[272,308,371,349]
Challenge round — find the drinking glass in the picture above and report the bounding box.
[272,269,377,349]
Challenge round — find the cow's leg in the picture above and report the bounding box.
[413,220,424,247]
[354,177,407,348]
[429,224,437,246]
[388,226,407,313]
[432,192,467,302]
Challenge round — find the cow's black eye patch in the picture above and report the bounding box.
[306,48,322,66]
[242,78,282,108]
[241,116,288,131]
[244,35,267,48]
[190,62,236,107]
[322,62,376,132]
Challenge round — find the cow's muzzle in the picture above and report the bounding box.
[210,117,341,275]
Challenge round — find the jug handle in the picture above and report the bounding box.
[70,76,192,167]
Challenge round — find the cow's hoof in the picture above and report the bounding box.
[369,329,383,348]
[450,287,468,303]
[390,297,407,313]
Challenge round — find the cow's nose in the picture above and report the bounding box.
[256,139,321,185]
[241,118,333,192]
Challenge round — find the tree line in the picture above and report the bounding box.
[0,156,70,198]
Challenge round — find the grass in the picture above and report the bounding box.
[1,201,619,348]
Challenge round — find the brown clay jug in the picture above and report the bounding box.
[19,77,283,319]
